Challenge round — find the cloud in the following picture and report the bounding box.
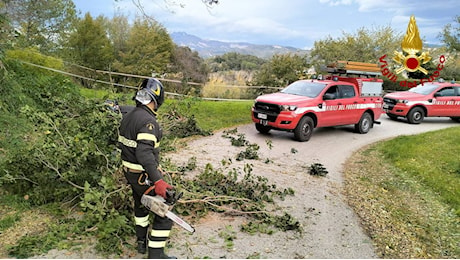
[74,0,458,48]
[319,0,353,6]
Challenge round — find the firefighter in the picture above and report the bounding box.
[118,78,176,259]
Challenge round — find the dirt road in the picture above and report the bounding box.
[163,116,458,259]
[32,116,458,259]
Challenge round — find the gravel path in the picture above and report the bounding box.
[33,116,458,259]
[162,116,458,259]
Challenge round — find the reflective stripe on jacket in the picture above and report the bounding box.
[118,105,162,182]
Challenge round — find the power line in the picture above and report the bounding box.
[17,60,263,101]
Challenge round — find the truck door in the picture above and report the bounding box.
[320,85,357,126]
[319,85,342,127]
[431,86,459,116]
[337,84,360,124]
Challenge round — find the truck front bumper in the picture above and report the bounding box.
[252,110,300,130]
[383,103,410,116]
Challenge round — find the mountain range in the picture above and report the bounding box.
[170,32,310,59]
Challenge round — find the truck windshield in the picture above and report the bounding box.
[280,81,326,98]
[409,84,440,95]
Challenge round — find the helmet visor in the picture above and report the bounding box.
[135,89,152,105]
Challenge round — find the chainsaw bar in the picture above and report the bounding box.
[141,194,195,233]
[165,211,195,233]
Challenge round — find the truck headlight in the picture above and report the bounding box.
[396,99,409,104]
[280,105,297,111]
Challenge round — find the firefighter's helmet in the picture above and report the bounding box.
[135,78,165,109]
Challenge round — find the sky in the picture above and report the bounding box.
[72,0,459,49]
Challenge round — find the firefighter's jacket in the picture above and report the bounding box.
[118,105,163,182]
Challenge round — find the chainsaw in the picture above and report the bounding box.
[141,190,195,233]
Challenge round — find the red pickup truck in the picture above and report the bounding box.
[251,75,384,141]
[383,80,460,124]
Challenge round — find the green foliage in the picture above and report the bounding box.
[250,53,309,93]
[0,58,132,255]
[218,225,237,251]
[236,144,260,161]
[66,13,114,70]
[160,98,211,139]
[172,163,298,233]
[207,52,266,72]
[105,14,130,63]
[221,129,260,161]
[8,218,80,258]
[222,128,248,147]
[5,0,78,54]
[170,45,209,85]
[311,26,402,66]
[0,1,13,53]
[344,128,460,258]
[378,127,460,215]
[113,18,174,77]
[308,163,328,177]
[0,214,21,232]
[6,48,64,70]
[439,15,460,53]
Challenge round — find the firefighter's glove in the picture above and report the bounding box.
[154,179,173,199]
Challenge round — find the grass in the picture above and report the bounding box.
[344,126,460,258]
[378,129,460,213]
[189,100,253,131]
[79,87,254,132]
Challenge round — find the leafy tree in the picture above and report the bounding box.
[170,45,208,83]
[169,45,208,94]
[250,53,309,93]
[106,14,131,63]
[207,52,266,72]
[439,15,460,53]
[310,26,401,67]
[112,18,174,77]
[4,0,78,54]
[66,13,114,70]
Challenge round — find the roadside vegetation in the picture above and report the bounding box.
[1,1,459,258]
[344,127,460,258]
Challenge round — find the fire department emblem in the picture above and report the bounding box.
[146,123,155,131]
[393,15,432,74]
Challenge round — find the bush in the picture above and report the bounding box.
[1,58,133,254]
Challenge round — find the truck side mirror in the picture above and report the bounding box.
[323,93,336,100]
[433,92,442,97]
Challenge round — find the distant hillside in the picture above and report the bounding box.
[171,32,310,59]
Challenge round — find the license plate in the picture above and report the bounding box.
[258,113,267,119]
[383,104,389,109]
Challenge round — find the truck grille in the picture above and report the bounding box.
[383,97,396,111]
[253,102,280,122]
[383,97,397,105]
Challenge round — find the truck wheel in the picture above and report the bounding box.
[355,112,373,134]
[294,116,314,142]
[386,113,398,120]
[255,123,271,134]
[407,107,424,124]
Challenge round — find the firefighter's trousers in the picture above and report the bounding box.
[124,170,173,258]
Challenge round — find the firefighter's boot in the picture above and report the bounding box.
[148,248,177,259]
[137,238,147,254]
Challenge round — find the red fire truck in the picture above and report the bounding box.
[383,79,460,124]
[251,61,384,141]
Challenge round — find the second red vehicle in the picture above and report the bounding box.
[383,80,460,124]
